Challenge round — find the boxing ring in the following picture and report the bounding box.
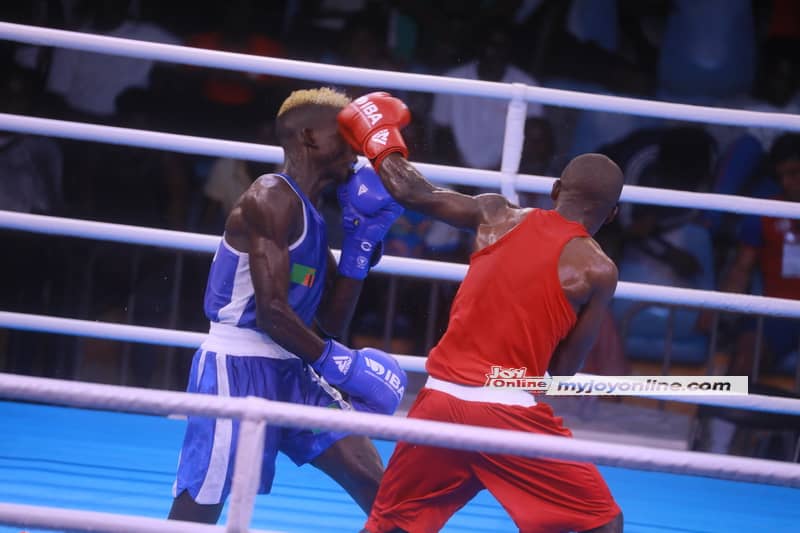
[1,21,800,532]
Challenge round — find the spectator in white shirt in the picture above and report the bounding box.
[431,20,546,170]
[45,0,180,120]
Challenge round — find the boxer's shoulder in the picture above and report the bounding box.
[251,173,297,197]
[227,174,304,243]
[474,196,529,249]
[476,193,522,224]
[558,237,617,307]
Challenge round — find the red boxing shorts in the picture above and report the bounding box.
[365,387,620,533]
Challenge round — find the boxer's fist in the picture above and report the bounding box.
[342,161,394,217]
[313,340,407,415]
[337,92,410,169]
[336,163,403,280]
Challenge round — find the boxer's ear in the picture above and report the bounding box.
[550,179,561,202]
[604,204,619,226]
[301,127,318,148]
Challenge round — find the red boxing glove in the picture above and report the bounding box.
[337,92,411,169]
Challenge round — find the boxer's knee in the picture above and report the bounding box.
[167,489,223,524]
[313,435,383,513]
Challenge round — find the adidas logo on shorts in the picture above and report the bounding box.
[358,184,369,196]
[333,355,352,375]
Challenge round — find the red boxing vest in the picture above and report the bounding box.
[758,212,800,301]
[427,209,589,385]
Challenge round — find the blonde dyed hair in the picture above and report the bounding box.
[277,87,351,117]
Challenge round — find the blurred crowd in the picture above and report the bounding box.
[1,0,800,438]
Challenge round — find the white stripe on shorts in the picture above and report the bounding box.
[195,352,233,504]
[196,350,207,389]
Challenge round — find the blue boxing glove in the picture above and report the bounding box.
[337,162,404,280]
[312,339,407,415]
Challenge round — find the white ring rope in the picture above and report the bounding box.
[0,112,284,166]
[2,22,800,130]
[2,309,799,415]
[1,372,798,488]
[0,503,281,533]
[0,310,206,348]
[227,419,267,533]
[2,21,799,533]
[3,113,800,219]
[2,210,799,317]
[0,207,221,253]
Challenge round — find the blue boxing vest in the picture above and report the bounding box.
[203,173,328,330]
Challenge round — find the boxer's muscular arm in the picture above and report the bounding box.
[240,183,325,363]
[379,153,516,231]
[316,249,364,338]
[548,242,618,376]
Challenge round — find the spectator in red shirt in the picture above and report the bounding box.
[186,1,287,139]
[721,133,800,377]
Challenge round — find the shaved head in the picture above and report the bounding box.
[559,153,623,207]
[552,153,624,234]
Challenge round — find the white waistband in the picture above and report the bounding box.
[200,322,299,360]
[425,376,537,407]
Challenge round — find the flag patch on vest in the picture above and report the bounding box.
[290,263,316,287]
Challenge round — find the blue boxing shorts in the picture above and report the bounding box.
[173,323,351,505]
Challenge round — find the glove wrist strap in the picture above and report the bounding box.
[337,239,383,280]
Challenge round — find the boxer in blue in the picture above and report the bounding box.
[168,87,407,524]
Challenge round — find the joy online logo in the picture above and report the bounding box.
[484,366,551,392]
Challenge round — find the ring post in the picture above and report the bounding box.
[500,83,528,204]
[226,412,267,533]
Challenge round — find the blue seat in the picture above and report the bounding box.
[614,223,715,366]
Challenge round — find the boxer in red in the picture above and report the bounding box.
[338,92,624,533]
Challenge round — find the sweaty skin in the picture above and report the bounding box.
[221,107,362,363]
[168,101,384,524]
[378,153,619,377]
[475,205,531,249]
[364,152,625,533]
